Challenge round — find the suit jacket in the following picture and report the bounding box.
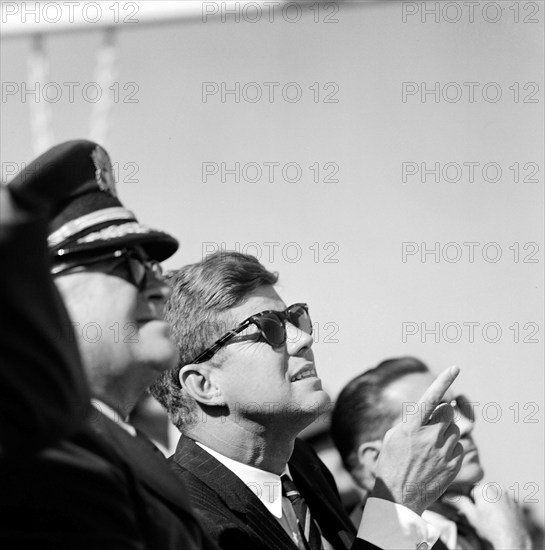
[170,435,382,550]
[0,409,218,550]
[0,186,89,461]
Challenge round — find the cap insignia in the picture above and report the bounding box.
[91,145,117,197]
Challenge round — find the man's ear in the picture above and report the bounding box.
[356,440,383,489]
[179,364,224,407]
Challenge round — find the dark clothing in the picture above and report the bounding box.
[170,435,381,550]
[429,500,493,550]
[0,186,89,461]
[0,409,218,550]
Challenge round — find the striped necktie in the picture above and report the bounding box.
[281,474,323,550]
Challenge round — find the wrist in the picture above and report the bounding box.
[370,479,424,516]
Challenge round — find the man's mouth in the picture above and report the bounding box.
[290,366,317,382]
[137,317,165,327]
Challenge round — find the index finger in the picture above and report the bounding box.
[415,365,460,426]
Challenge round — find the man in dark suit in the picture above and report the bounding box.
[331,357,533,550]
[0,182,89,463]
[0,140,217,550]
[152,251,463,550]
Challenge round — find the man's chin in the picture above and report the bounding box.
[297,390,332,421]
[143,347,178,375]
[137,328,178,373]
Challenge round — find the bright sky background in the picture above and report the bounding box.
[1,0,543,522]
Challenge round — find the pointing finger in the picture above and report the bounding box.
[428,401,455,428]
[415,366,460,426]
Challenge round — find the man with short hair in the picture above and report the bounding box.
[152,252,463,550]
[331,356,532,550]
[0,140,217,550]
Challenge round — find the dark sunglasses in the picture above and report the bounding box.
[192,303,312,364]
[452,394,476,422]
[441,394,476,422]
[51,248,164,291]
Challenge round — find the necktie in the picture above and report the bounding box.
[281,474,323,550]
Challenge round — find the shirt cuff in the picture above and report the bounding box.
[357,497,440,550]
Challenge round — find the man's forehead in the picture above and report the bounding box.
[383,371,436,405]
[228,285,286,321]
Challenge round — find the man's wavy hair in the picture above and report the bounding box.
[150,251,278,432]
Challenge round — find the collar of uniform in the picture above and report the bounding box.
[91,398,137,437]
[196,441,289,519]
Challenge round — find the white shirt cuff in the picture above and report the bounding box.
[357,497,440,550]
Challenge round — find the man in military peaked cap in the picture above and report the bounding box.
[0,140,217,550]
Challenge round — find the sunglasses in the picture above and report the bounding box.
[440,394,476,422]
[451,394,476,422]
[51,248,164,291]
[192,303,312,364]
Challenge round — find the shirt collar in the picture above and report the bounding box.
[91,398,137,437]
[196,441,289,518]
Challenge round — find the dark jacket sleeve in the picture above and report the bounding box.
[0,429,146,550]
[0,185,89,461]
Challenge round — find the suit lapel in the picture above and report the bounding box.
[289,440,356,550]
[91,410,196,517]
[174,436,300,550]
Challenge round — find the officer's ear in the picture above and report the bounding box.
[179,363,225,407]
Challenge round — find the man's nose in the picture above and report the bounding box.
[141,275,171,304]
[285,321,313,355]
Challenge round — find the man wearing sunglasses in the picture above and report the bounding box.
[152,252,464,550]
[0,140,217,550]
[331,357,532,550]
